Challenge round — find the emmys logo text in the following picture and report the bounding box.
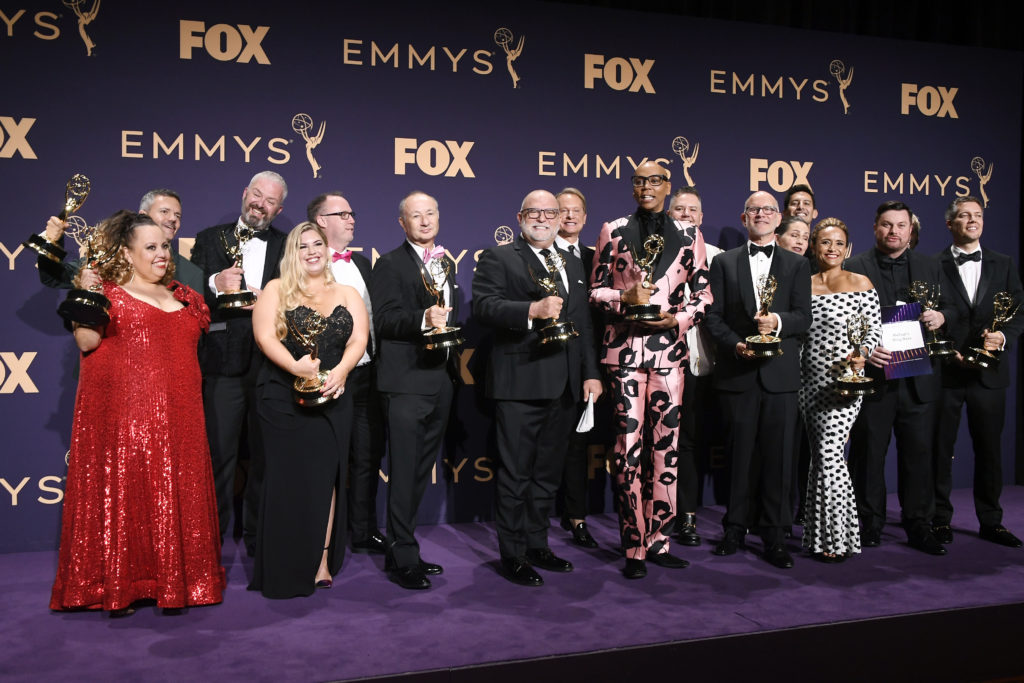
[709,70,829,104]
[342,39,493,76]
[179,20,270,64]
[0,9,58,39]
[750,159,813,192]
[394,138,475,178]
[584,54,656,93]
[0,352,38,394]
[1,476,64,506]
[0,116,36,159]
[862,170,971,197]
[537,152,671,179]
[121,130,290,164]
[900,84,959,119]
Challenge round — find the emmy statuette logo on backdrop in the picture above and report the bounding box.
[494,27,523,89]
[970,156,993,207]
[671,136,699,187]
[292,113,325,179]
[829,59,853,114]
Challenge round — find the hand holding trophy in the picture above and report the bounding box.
[909,281,954,357]
[835,313,876,397]
[23,174,91,264]
[963,292,1019,369]
[744,274,783,356]
[531,250,579,345]
[217,224,257,309]
[624,234,665,322]
[419,255,464,350]
[286,311,332,406]
[57,217,119,326]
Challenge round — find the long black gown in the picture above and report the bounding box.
[250,305,353,599]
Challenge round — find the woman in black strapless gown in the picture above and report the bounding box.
[250,222,368,598]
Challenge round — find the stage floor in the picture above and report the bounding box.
[3,488,1023,682]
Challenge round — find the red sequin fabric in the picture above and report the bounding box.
[50,282,225,611]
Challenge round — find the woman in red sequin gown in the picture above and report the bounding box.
[50,210,225,615]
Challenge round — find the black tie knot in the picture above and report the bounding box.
[749,243,774,258]
[955,251,981,266]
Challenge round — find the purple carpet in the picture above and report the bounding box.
[3,488,1024,682]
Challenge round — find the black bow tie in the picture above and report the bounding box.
[249,229,270,241]
[955,250,981,266]
[749,243,774,258]
[879,252,907,268]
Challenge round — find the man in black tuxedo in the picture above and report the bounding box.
[705,190,811,569]
[552,187,600,549]
[370,191,460,590]
[37,188,204,294]
[474,189,603,586]
[846,200,952,555]
[309,191,387,555]
[932,196,1024,548]
[190,171,289,555]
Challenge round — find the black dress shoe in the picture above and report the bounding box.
[525,548,573,572]
[622,558,647,579]
[908,532,947,556]
[980,525,1024,548]
[648,551,689,569]
[418,560,443,575]
[389,566,431,590]
[675,513,701,546]
[713,529,744,556]
[861,528,881,547]
[352,531,387,554]
[561,519,599,548]
[931,524,954,545]
[764,543,795,569]
[501,557,543,586]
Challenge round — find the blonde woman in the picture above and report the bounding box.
[251,222,368,598]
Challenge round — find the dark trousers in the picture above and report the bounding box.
[848,378,937,537]
[203,369,263,552]
[676,368,703,513]
[382,383,453,568]
[346,364,386,541]
[495,389,575,559]
[719,387,797,545]
[559,412,589,521]
[934,379,1006,528]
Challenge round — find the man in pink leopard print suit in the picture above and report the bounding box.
[590,160,712,579]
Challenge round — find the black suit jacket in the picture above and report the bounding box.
[937,246,1024,389]
[845,248,953,401]
[705,244,811,393]
[472,237,600,401]
[190,221,287,377]
[370,242,461,395]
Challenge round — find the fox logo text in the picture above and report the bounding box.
[750,159,813,192]
[584,54,655,94]
[179,20,270,64]
[900,84,958,119]
[0,117,37,159]
[394,138,475,178]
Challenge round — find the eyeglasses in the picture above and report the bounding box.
[522,208,560,220]
[321,211,356,220]
[632,174,668,187]
[744,206,778,216]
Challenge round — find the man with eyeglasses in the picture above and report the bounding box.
[704,191,811,569]
[552,188,601,549]
[474,190,602,586]
[191,170,290,555]
[308,192,387,556]
[590,161,712,579]
[370,191,461,590]
[931,197,1023,548]
[845,200,954,555]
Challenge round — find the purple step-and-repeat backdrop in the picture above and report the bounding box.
[2,1,1020,552]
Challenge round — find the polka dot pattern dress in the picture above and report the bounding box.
[798,289,881,557]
